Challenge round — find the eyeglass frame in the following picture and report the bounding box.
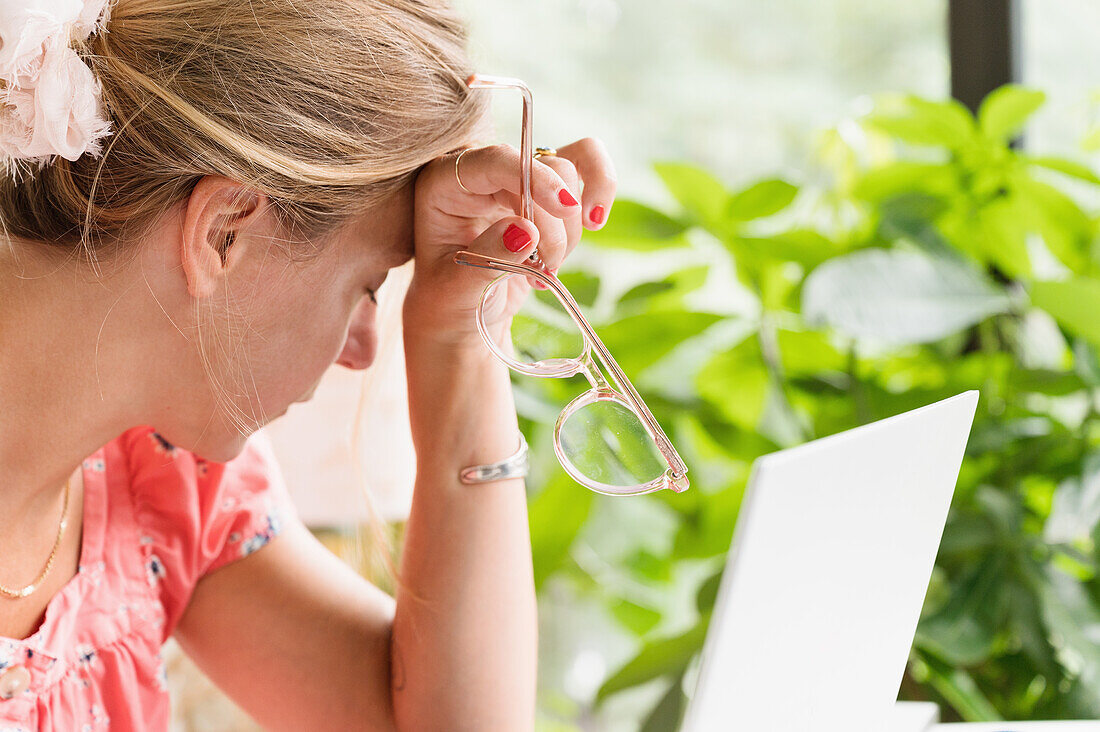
[451,73,689,497]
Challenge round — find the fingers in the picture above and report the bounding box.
[556,137,617,230]
[446,139,615,293]
[536,155,583,263]
[454,143,581,221]
[465,215,540,263]
[525,199,568,290]
[487,188,567,291]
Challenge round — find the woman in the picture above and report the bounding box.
[0,0,615,729]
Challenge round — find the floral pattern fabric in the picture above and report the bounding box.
[0,426,296,731]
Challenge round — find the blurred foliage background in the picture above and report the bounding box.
[433,1,1100,729]
[512,86,1100,730]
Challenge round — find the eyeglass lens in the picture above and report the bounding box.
[490,274,669,489]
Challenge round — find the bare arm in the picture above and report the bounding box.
[173,328,536,732]
[387,136,616,728]
[391,326,537,730]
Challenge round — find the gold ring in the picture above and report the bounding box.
[534,146,557,160]
[454,147,475,195]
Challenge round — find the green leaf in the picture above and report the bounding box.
[618,280,676,305]
[584,200,690,250]
[914,555,1005,666]
[640,676,687,732]
[654,161,729,226]
[725,179,798,221]
[695,568,723,614]
[1035,565,1100,699]
[1030,278,1100,350]
[913,653,1003,722]
[528,472,594,589]
[975,195,1031,278]
[596,620,708,703]
[671,482,745,559]
[1013,176,1092,273]
[610,598,663,636]
[877,192,952,249]
[1005,580,1063,680]
[1045,453,1100,544]
[852,162,957,204]
[864,94,977,149]
[555,271,600,308]
[730,229,839,271]
[938,512,998,556]
[802,248,1013,346]
[615,265,711,315]
[979,85,1046,142]
[599,311,722,376]
[626,548,673,582]
[696,336,770,430]
[1025,155,1100,186]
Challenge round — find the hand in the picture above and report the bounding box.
[402,138,617,346]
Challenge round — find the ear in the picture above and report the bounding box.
[180,175,270,299]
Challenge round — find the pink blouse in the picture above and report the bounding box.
[0,425,297,732]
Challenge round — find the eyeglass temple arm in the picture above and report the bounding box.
[465,74,546,270]
[454,250,690,491]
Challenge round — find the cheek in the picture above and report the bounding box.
[251,293,351,397]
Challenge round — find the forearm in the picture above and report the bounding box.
[391,326,537,731]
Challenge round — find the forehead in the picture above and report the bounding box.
[340,183,415,268]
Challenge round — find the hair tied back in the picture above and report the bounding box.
[0,0,113,180]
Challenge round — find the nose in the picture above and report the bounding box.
[335,296,376,370]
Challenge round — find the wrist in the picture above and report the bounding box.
[403,310,514,357]
[403,331,522,479]
[402,277,514,352]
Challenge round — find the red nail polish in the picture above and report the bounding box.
[503,224,532,252]
[558,189,579,207]
[590,205,605,225]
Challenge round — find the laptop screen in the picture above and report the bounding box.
[681,391,978,732]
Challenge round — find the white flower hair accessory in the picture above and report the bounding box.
[0,0,113,177]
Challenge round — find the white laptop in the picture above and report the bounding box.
[679,391,980,732]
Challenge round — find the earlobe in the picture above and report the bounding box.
[180,176,266,300]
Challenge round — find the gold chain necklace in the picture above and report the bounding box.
[0,473,73,599]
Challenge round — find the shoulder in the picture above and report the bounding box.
[118,426,298,638]
[122,425,289,523]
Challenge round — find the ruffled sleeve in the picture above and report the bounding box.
[124,426,298,641]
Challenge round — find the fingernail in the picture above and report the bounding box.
[504,224,532,252]
[558,189,579,207]
[590,205,605,225]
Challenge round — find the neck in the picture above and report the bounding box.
[0,239,146,532]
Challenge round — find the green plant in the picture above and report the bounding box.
[521,84,1100,730]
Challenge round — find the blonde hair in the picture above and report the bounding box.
[0,0,492,587]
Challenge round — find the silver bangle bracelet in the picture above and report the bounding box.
[459,431,530,484]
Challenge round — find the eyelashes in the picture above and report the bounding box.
[365,288,377,305]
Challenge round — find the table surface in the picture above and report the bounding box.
[894,701,1100,731]
[929,724,1100,730]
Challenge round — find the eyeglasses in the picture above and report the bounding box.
[452,74,690,497]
